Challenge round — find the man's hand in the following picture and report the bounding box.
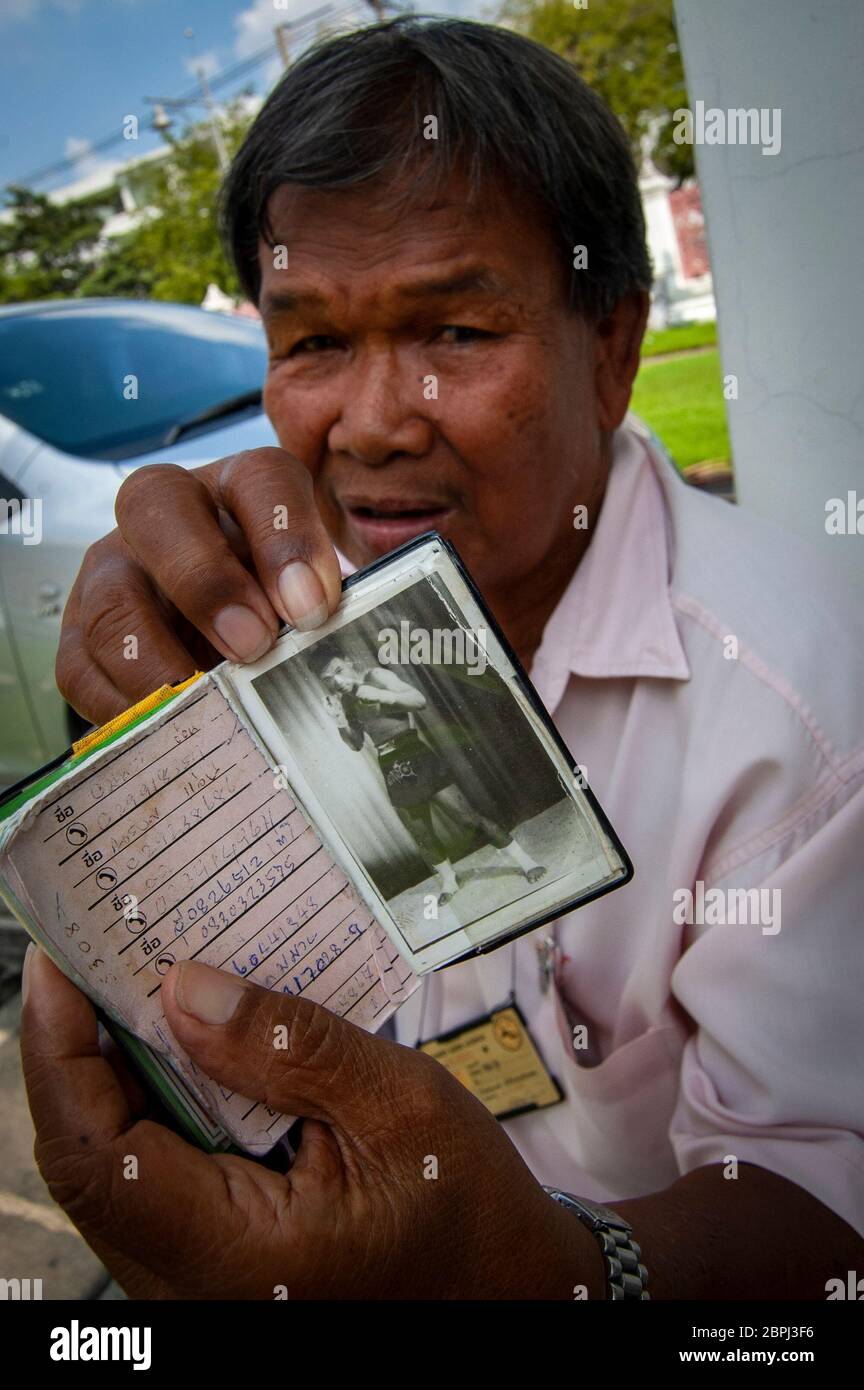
[355,684,392,706]
[20,949,603,1301]
[56,448,343,726]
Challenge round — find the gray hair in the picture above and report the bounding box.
[221,16,652,319]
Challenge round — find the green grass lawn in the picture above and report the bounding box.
[631,347,731,471]
[641,319,718,357]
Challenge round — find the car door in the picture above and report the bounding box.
[0,416,47,781]
[1,440,124,766]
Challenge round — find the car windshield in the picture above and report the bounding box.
[0,303,268,461]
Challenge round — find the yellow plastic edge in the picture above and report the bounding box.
[72,672,206,758]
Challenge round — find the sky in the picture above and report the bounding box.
[0,0,480,195]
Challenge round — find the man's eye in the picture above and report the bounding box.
[436,325,494,344]
[289,335,339,355]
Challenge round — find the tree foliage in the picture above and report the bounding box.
[0,7,693,310]
[499,0,694,182]
[1,103,254,306]
[0,185,116,302]
[82,106,252,303]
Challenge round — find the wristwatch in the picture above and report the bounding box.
[544,1187,650,1300]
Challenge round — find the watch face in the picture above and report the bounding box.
[545,1189,647,1298]
[547,1189,632,1233]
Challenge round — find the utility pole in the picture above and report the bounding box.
[150,103,174,142]
[196,65,229,173]
[183,27,229,173]
[274,23,291,70]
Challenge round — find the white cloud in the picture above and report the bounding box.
[232,0,487,60]
[231,0,379,83]
[184,48,220,80]
[233,0,309,60]
[228,0,485,92]
[0,0,87,24]
[232,0,299,85]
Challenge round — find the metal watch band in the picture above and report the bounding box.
[544,1187,650,1300]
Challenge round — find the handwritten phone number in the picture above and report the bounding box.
[171,850,295,934]
[258,918,367,993]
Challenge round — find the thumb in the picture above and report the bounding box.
[161,961,393,1134]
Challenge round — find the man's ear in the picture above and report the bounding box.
[593,291,650,432]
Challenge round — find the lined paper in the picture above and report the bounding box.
[4,679,416,1152]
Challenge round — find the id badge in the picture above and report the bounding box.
[418,1001,563,1122]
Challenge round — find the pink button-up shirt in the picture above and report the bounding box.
[387,423,864,1239]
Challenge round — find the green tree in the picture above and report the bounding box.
[0,185,116,302]
[1,102,254,307]
[499,0,693,182]
[75,229,159,299]
[91,105,252,305]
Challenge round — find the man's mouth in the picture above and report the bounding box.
[341,499,455,554]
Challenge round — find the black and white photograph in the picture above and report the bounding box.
[230,543,626,971]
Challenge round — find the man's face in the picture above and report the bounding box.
[321,657,359,694]
[259,173,633,604]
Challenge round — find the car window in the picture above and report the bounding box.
[0,304,268,460]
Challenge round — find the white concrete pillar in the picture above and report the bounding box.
[674,0,864,586]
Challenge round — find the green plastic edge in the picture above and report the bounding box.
[104,1020,236,1155]
[0,688,190,824]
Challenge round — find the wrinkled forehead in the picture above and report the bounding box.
[263,166,487,240]
[257,173,565,310]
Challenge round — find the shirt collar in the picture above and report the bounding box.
[336,424,691,707]
[530,424,691,709]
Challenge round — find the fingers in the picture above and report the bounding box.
[55,633,128,726]
[115,449,342,663]
[76,1238,175,1301]
[58,541,199,721]
[218,448,343,630]
[115,463,281,664]
[161,961,401,1135]
[20,948,280,1292]
[21,946,136,1148]
[58,447,343,728]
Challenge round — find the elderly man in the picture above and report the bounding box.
[22,18,863,1300]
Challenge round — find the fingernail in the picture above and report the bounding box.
[212,605,273,662]
[277,561,328,632]
[174,961,250,1025]
[21,941,37,1006]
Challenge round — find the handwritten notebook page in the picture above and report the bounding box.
[3,679,417,1152]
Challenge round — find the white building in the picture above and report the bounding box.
[640,161,716,329]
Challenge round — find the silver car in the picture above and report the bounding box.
[0,298,276,785]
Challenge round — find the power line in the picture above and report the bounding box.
[16,41,279,189]
[11,1,372,193]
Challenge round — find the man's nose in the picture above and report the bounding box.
[328,348,434,466]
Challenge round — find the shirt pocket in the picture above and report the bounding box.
[551,984,684,1197]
